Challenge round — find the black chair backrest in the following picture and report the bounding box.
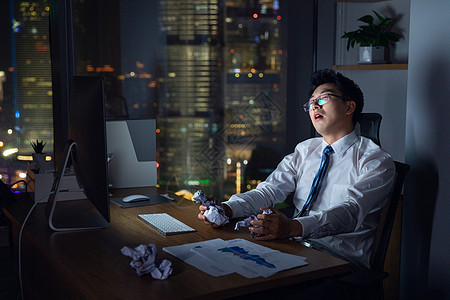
[359,113,410,272]
[359,113,382,147]
[370,161,410,270]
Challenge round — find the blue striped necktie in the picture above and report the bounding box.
[294,145,334,218]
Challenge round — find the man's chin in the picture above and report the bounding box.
[312,123,325,135]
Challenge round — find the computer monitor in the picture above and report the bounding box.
[106,119,157,189]
[45,76,110,231]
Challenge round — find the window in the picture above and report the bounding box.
[72,0,287,200]
[0,0,53,190]
[1,0,316,199]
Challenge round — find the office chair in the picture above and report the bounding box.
[359,112,382,147]
[336,160,410,300]
[333,112,410,299]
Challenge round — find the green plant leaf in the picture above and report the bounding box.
[358,15,374,25]
[373,11,385,23]
[340,11,401,49]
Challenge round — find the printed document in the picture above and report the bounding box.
[163,238,308,278]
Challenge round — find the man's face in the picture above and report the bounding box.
[308,83,355,141]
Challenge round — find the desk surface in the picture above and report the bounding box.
[4,192,350,299]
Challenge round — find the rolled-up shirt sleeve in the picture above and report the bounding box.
[226,148,303,218]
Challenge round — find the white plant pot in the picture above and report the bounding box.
[359,46,385,64]
[32,153,52,173]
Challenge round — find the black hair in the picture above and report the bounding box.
[309,69,364,124]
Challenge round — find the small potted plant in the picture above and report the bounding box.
[31,139,47,154]
[341,10,402,64]
[30,139,50,174]
[27,139,54,202]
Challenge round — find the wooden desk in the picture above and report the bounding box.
[3,193,350,299]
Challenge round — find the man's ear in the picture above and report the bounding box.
[346,101,356,115]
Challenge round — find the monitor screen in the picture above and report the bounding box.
[45,76,110,231]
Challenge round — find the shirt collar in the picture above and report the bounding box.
[321,130,358,156]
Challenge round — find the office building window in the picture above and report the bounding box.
[0,0,53,190]
[72,0,287,200]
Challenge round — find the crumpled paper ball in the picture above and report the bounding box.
[193,190,229,226]
[121,244,173,280]
[234,209,274,238]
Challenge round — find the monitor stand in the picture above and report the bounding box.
[48,199,109,231]
[45,141,109,232]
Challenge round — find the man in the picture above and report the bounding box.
[198,69,395,270]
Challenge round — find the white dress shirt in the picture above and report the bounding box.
[225,130,395,269]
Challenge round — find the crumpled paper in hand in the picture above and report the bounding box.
[193,190,229,226]
[234,209,274,238]
[121,244,173,280]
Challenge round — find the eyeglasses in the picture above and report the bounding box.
[302,93,349,112]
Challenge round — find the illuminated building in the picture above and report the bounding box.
[10,0,53,155]
[157,0,285,197]
[157,0,225,196]
[223,0,286,193]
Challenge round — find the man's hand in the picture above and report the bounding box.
[197,197,232,227]
[198,204,221,227]
[249,206,303,240]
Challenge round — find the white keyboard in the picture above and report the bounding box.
[138,213,196,235]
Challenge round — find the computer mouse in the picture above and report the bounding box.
[122,194,150,203]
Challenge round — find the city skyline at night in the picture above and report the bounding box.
[1,0,286,197]
[0,0,53,187]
